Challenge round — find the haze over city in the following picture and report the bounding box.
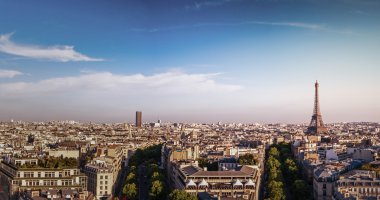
[0,0,379,123]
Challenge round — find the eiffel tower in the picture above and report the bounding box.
[307,80,328,134]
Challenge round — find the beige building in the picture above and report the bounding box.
[84,145,123,200]
[313,161,362,200]
[163,144,261,199]
[333,170,380,200]
[314,166,339,200]
[170,163,260,200]
[96,146,123,184]
[170,145,200,161]
[84,160,114,200]
[0,157,88,200]
[48,149,80,159]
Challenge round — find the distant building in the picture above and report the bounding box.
[333,170,380,200]
[135,111,142,128]
[218,158,238,171]
[325,149,350,161]
[307,81,328,134]
[169,146,200,161]
[48,149,80,159]
[352,149,375,163]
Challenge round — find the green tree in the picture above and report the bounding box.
[361,163,371,170]
[238,154,258,165]
[151,171,163,181]
[126,172,136,183]
[284,158,298,181]
[123,183,137,200]
[291,180,310,200]
[280,147,290,155]
[284,158,295,167]
[54,161,59,168]
[149,180,164,200]
[269,147,280,158]
[148,163,159,176]
[130,149,143,166]
[168,189,197,200]
[129,144,162,167]
[129,165,137,174]
[268,167,282,181]
[360,164,380,176]
[268,180,285,200]
[197,158,208,168]
[267,156,281,169]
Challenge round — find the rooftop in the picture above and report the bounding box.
[181,165,256,178]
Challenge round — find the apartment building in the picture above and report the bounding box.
[170,163,260,200]
[83,160,114,200]
[0,157,87,200]
[313,161,362,200]
[333,170,380,200]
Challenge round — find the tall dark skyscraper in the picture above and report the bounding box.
[307,81,328,134]
[136,111,142,128]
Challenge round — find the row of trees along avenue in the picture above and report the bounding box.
[265,143,311,200]
[119,144,196,200]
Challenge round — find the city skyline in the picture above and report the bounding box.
[0,0,379,123]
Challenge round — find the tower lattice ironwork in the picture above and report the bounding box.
[307,80,328,134]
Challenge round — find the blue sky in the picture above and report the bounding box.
[0,0,379,123]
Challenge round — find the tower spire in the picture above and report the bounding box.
[314,80,321,115]
[307,81,328,134]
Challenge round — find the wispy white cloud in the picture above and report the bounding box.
[349,9,378,17]
[0,69,23,78]
[187,0,238,10]
[130,21,354,35]
[0,33,103,62]
[0,71,242,97]
[350,10,370,16]
[247,21,354,34]
[0,71,244,122]
[247,21,323,30]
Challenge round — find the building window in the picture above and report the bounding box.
[100,176,103,179]
[323,190,326,196]
[24,172,33,178]
[323,184,326,189]
[65,171,70,176]
[105,175,108,179]
[46,172,54,178]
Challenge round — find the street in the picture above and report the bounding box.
[138,165,149,200]
[114,167,128,198]
[0,182,9,200]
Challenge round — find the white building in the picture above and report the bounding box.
[83,160,114,200]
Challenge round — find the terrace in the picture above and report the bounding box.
[6,157,79,169]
